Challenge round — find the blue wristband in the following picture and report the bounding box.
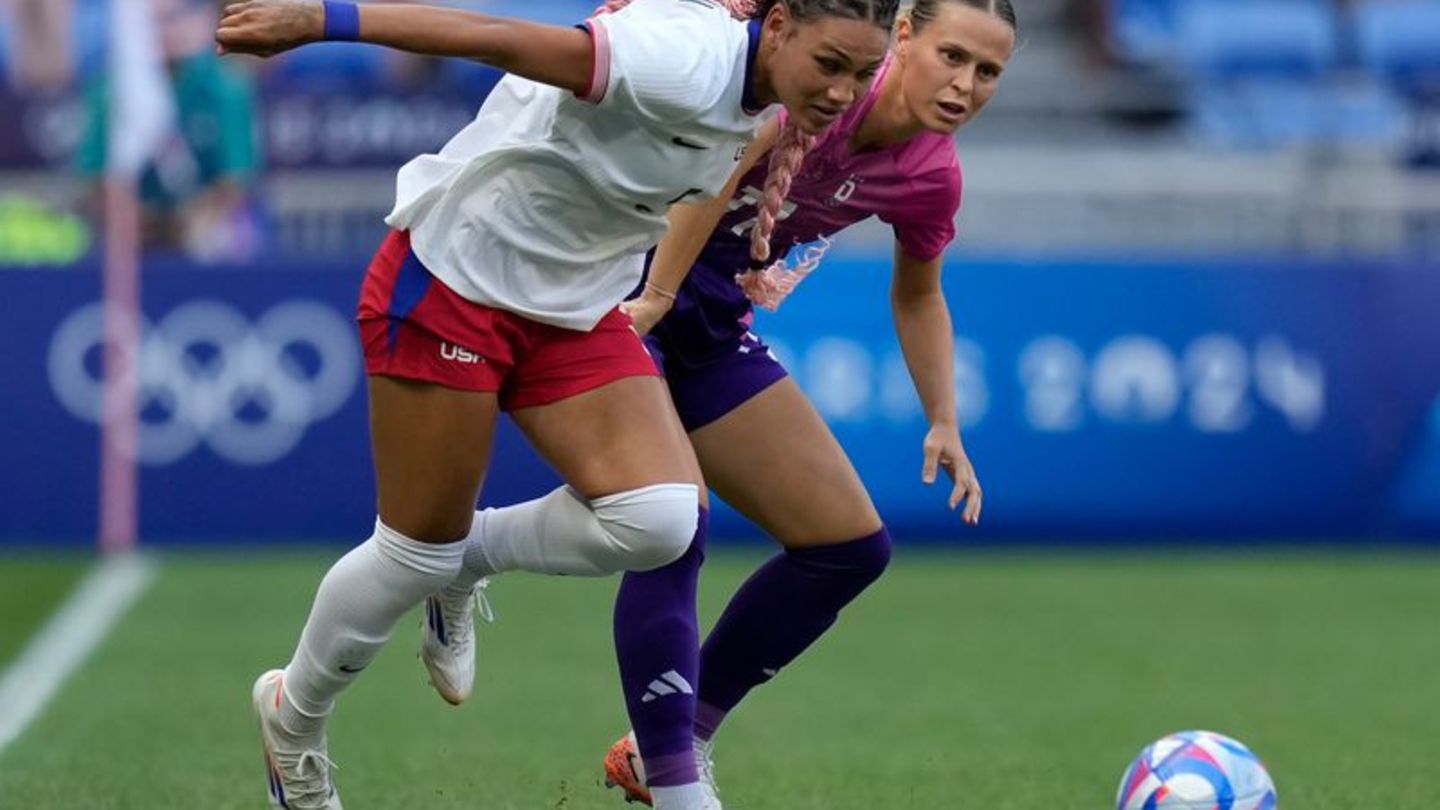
[322,1,361,41]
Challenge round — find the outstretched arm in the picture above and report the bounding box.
[891,244,983,524]
[216,0,594,96]
[623,117,781,335]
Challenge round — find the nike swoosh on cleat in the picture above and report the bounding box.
[338,664,366,674]
[671,136,709,150]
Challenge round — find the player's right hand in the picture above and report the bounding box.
[216,0,324,58]
[620,290,673,337]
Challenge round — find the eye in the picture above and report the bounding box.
[857,67,879,81]
[979,64,1001,80]
[816,56,844,75]
[943,48,967,65]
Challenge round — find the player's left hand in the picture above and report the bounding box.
[921,421,982,525]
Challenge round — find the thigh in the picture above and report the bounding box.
[369,375,498,542]
[690,377,881,547]
[510,375,706,503]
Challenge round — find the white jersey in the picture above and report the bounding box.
[385,0,768,330]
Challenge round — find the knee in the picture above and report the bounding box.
[855,528,893,582]
[592,483,702,571]
[790,526,892,587]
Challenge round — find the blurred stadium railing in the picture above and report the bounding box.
[1,0,1437,544]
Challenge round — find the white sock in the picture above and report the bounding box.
[442,484,698,599]
[651,783,710,810]
[279,518,465,735]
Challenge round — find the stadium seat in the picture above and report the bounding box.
[1176,0,1340,77]
[1109,0,1182,66]
[1353,0,1440,90]
[1188,76,1408,149]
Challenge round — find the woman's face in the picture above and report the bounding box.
[895,3,1014,133]
[761,5,890,134]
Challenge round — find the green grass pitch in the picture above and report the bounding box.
[0,558,88,668]
[0,550,1437,808]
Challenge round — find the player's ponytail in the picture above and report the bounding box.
[734,122,824,311]
[733,0,900,310]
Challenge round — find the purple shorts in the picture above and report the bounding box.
[644,242,789,432]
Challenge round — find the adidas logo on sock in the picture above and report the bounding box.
[639,670,694,704]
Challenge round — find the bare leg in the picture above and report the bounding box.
[689,378,879,547]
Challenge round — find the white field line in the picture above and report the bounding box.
[0,554,157,756]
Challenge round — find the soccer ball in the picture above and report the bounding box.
[1115,730,1277,810]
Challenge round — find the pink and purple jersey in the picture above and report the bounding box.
[712,56,964,266]
[645,56,965,430]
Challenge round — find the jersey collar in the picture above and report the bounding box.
[741,18,764,116]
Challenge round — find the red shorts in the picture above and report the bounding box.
[357,230,659,411]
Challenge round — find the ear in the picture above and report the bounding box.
[894,14,913,60]
[762,1,791,47]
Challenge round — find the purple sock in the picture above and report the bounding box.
[614,506,708,787]
[696,527,892,739]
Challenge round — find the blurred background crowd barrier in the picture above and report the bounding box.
[1,0,1438,544]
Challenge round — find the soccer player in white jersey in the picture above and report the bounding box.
[215,0,895,807]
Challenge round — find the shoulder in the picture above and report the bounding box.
[589,0,747,118]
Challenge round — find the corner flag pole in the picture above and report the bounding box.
[98,0,175,552]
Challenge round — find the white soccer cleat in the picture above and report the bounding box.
[603,731,721,808]
[420,578,494,706]
[695,737,719,807]
[252,669,343,810]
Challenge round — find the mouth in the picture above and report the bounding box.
[936,101,968,123]
[809,104,843,124]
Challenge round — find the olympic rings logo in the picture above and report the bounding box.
[48,300,360,466]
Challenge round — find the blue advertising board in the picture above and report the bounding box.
[1,251,1436,545]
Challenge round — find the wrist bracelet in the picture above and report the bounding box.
[645,282,677,301]
[322,1,361,41]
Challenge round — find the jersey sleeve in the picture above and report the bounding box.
[578,0,735,124]
[882,159,963,261]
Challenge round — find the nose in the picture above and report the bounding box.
[951,64,976,97]
[825,78,859,108]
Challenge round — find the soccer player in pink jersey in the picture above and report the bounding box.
[216,0,897,807]
[591,0,1017,801]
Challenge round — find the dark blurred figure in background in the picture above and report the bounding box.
[76,0,262,263]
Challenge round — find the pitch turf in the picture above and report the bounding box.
[0,557,89,668]
[0,550,1437,809]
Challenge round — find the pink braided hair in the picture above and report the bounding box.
[592,0,825,310]
[734,120,826,311]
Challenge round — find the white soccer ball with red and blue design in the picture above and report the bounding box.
[1115,730,1277,810]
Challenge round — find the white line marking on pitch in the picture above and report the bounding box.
[0,554,157,756]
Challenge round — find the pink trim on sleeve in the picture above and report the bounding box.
[577,19,612,103]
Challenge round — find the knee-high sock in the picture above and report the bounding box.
[613,507,708,788]
[441,484,699,603]
[694,527,892,741]
[279,519,465,735]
